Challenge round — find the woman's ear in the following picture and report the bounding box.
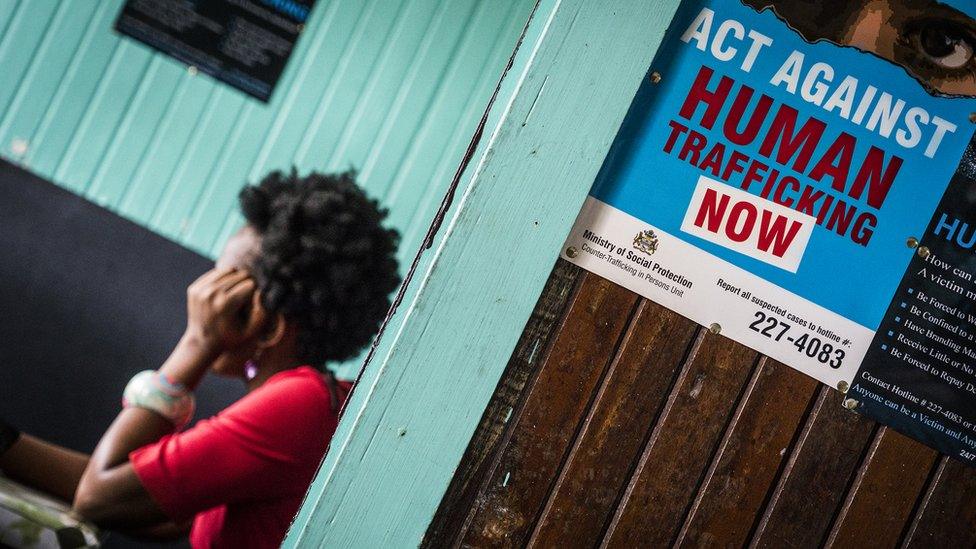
[257,312,288,350]
[243,290,269,338]
[245,289,287,349]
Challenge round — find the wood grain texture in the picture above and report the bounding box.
[434,279,976,549]
[903,457,976,547]
[674,358,819,547]
[825,428,940,548]
[750,387,876,548]
[527,301,697,549]
[456,274,640,548]
[601,335,759,548]
[284,0,683,545]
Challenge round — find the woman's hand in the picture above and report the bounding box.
[69,270,268,529]
[156,269,266,390]
[184,268,262,354]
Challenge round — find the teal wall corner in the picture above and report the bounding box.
[285,1,684,546]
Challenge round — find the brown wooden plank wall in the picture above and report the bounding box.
[424,260,976,548]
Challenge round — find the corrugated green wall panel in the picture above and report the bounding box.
[0,0,534,264]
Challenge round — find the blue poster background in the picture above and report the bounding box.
[591,0,976,329]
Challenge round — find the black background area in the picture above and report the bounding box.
[0,160,243,547]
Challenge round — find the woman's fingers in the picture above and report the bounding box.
[222,277,257,311]
[188,267,230,294]
[195,269,250,301]
[183,268,260,349]
[212,268,250,290]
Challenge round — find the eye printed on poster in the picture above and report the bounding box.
[563,0,976,465]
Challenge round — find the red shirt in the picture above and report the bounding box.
[130,367,350,549]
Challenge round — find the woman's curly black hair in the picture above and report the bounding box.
[238,169,400,366]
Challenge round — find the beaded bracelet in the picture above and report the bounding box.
[122,370,195,429]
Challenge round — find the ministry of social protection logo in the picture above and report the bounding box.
[632,229,659,256]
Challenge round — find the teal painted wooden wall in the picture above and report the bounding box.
[0,0,533,263]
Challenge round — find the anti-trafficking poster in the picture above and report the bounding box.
[562,0,976,464]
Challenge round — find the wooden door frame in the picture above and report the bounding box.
[284,1,683,546]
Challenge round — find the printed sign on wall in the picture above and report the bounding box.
[115,0,316,101]
[563,0,976,464]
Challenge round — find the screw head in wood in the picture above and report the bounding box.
[708,322,721,335]
[565,246,578,258]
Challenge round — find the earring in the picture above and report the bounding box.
[245,348,263,381]
[244,359,259,381]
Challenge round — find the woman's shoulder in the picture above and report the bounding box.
[223,367,339,427]
[196,368,346,465]
[265,366,331,392]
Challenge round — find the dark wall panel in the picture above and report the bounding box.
[0,160,243,454]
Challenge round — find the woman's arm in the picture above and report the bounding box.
[0,434,89,502]
[0,424,193,540]
[72,269,257,529]
[71,336,220,528]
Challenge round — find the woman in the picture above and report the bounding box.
[0,170,400,547]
